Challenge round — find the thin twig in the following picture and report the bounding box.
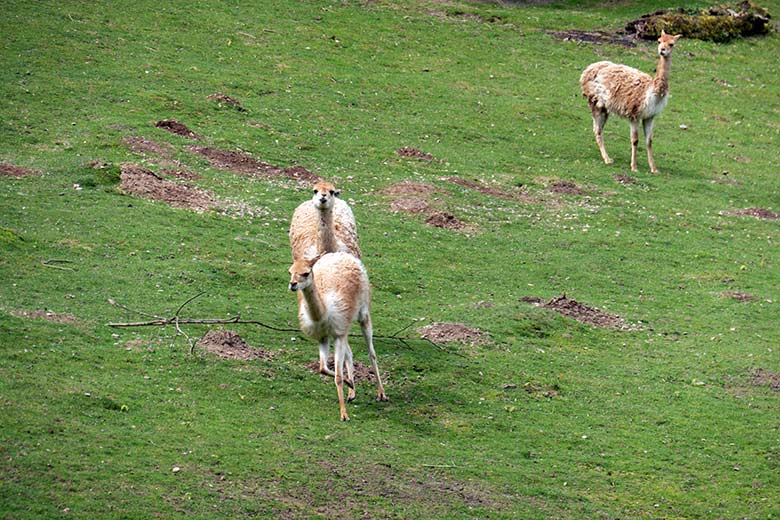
[108,298,166,320]
[41,259,76,271]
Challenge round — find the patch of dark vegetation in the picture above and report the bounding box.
[206,92,246,111]
[425,211,466,230]
[547,179,585,196]
[155,119,203,139]
[120,163,215,212]
[10,310,81,325]
[614,174,639,184]
[197,330,272,360]
[122,136,175,158]
[0,163,39,178]
[625,1,773,42]
[417,322,491,347]
[720,290,755,301]
[188,146,320,184]
[445,175,537,203]
[722,207,780,219]
[395,147,435,162]
[305,357,378,383]
[542,294,631,330]
[548,29,637,47]
[426,8,508,25]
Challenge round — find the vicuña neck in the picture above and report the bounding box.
[301,281,326,322]
[318,209,337,253]
[653,55,672,98]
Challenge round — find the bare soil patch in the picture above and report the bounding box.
[380,180,439,197]
[120,163,215,212]
[548,29,637,47]
[613,174,638,184]
[11,309,81,325]
[547,179,586,196]
[750,368,780,391]
[417,322,491,347]
[0,164,39,178]
[155,119,203,140]
[206,92,246,111]
[188,146,320,184]
[159,168,202,181]
[425,211,466,230]
[445,175,537,203]
[197,330,272,360]
[523,382,560,399]
[389,196,431,214]
[121,136,175,158]
[722,207,780,220]
[542,294,630,330]
[395,147,435,162]
[720,290,754,302]
[305,357,378,383]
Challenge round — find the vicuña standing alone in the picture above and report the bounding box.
[289,181,361,262]
[289,252,388,421]
[580,31,682,173]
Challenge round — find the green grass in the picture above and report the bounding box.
[2,0,780,518]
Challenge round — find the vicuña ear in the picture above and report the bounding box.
[672,34,682,42]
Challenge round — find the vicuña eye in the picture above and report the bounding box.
[301,272,310,278]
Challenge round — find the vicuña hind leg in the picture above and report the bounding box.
[360,312,388,402]
[643,118,658,173]
[333,337,349,421]
[344,339,356,402]
[591,107,613,164]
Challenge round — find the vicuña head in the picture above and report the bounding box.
[288,257,316,292]
[311,181,340,211]
[657,30,681,57]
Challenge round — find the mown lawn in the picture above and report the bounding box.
[1,0,779,518]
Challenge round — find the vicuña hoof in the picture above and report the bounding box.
[376,394,389,402]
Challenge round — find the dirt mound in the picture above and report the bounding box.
[0,164,39,178]
[121,136,175,158]
[155,119,202,139]
[380,180,439,196]
[750,368,780,391]
[425,211,466,230]
[389,196,431,214]
[720,290,754,301]
[120,163,215,212]
[548,29,637,47]
[305,357,378,382]
[547,180,585,196]
[10,310,81,325]
[395,147,435,161]
[206,92,246,111]
[189,146,320,184]
[417,322,491,346]
[542,294,630,329]
[614,174,638,184]
[198,330,272,360]
[723,207,780,219]
[445,176,535,202]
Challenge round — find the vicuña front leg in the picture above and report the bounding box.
[629,119,640,172]
[643,118,658,173]
[318,339,334,376]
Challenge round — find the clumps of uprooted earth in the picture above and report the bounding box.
[521,294,637,330]
[550,1,772,45]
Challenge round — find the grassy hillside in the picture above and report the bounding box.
[1,0,779,518]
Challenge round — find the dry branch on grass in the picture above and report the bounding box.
[107,294,461,357]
